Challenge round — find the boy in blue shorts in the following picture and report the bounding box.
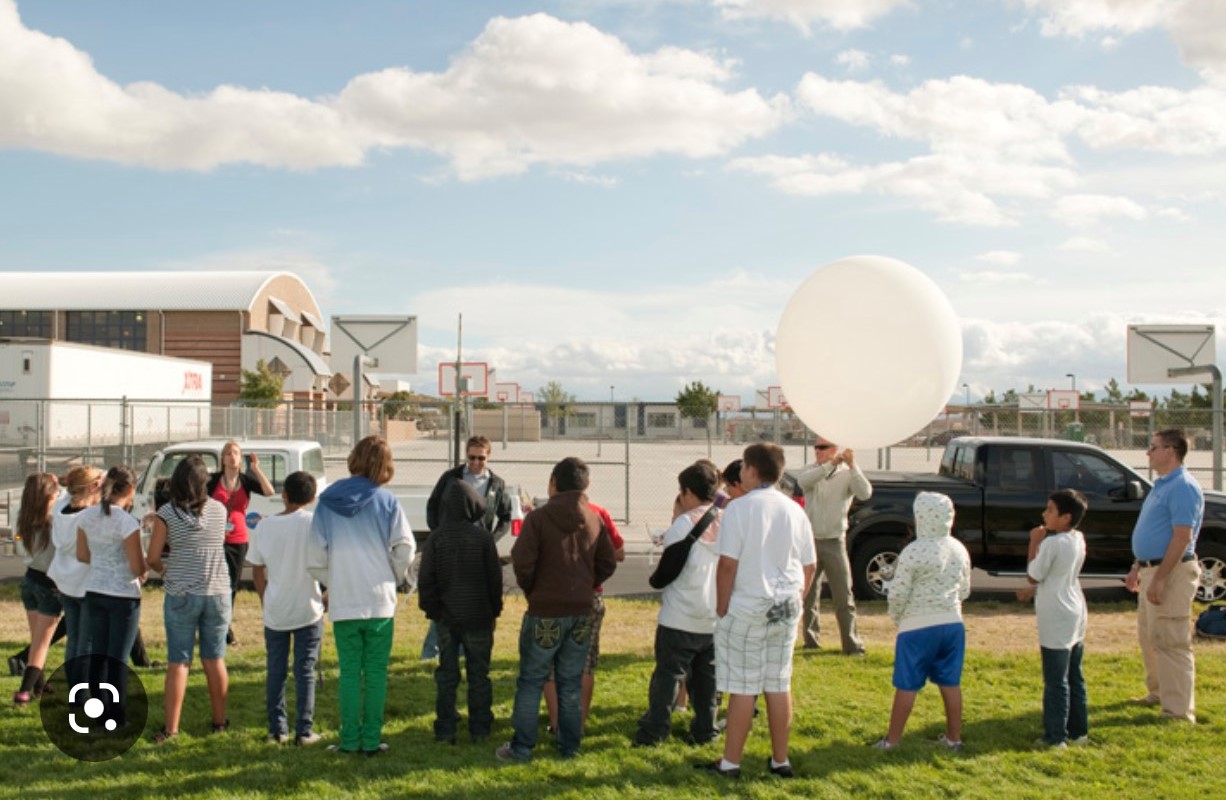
[1017,489,1089,748]
[874,492,972,751]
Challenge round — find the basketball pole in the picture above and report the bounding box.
[1168,365,1222,491]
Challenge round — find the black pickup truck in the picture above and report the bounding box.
[840,436,1226,602]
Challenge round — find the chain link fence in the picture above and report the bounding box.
[3,397,1222,543]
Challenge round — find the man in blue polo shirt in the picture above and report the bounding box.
[1125,428,1203,722]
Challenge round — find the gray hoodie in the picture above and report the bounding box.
[887,492,971,632]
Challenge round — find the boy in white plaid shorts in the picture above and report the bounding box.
[699,443,816,780]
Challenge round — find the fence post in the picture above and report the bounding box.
[624,412,631,524]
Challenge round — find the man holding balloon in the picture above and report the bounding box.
[796,438,871,655]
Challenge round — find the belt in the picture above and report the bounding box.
[1136,553,1196,568]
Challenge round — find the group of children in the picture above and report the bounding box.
[12,446,1093,758]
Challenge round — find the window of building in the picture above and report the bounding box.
[647,412,676,428]
[0,310,53,338]
[572,412,597,428]
[65,310,147,351]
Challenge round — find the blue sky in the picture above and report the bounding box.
[2,0,1224,403]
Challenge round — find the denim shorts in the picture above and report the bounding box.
[21,573,62,616]
[164,592,232,664]
[892,622,965,691]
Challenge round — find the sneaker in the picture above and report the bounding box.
[1033,737,1068,749]
[12,691,31,707]
[267,733,289,744]
[326,744,359,755]
[364,743,389,757]
[7,656,25,677]
[495,742,528,762]
[1069,736,1090,747]
[210,718,230,734]
[871,738,897,750]
[1128,694,1160,706]
[766,757,795,778]
[153,727,179,745]
[935,734,964,752]
[681,731,719,746]
[295,732,323,747]
[694,760,740,779]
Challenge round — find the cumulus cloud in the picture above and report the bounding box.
[957,270,1034,284]
[889,53,911,66]
[733,72,1225,226]
[1059,236,1113,252]
[1054,193,1149,226]
[977,250,1023,265]
[406,272,792,399]
[1018,0,1226,84]
[712,0,913,32]
[835,49,871,71]
[0,4,784,177]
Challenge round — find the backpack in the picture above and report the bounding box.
[1194,605,1226,639]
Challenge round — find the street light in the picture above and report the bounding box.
[963,383,970,407]
[1066,373,1076,392]
[610,385,615,403]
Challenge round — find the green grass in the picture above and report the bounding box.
[1,586,1223,799]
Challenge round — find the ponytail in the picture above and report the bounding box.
[99,465,137,516]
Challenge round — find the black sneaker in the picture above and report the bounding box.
[695,760,740,779]
[766,757,795,778]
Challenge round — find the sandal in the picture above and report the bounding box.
[153,727,179,744]
[210,718,230,733]
[12,691,31,706]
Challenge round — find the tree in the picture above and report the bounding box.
[538,380,576,431]
[238,359,285,409]
[1103,378,1125,404]
[675,381,719,428]
[383,390,419,421]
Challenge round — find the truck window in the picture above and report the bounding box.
[257,453,290,491]
[301,448,325,481]
[1052,450,1128,497]
[159,452,219,480]
[985,447,1039,491]
[940,443,961,476]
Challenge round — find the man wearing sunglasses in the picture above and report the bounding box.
[422,436,513,659]
[795,437,872,655]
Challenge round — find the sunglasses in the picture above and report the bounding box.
[467,454,488,461]
[814,444,836,451]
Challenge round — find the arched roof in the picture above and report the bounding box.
[1,271,320,313]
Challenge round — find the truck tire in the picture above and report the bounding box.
[852,536,904,601]
[1197,541,1226,603]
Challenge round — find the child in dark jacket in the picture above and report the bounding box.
[418,480,503,743]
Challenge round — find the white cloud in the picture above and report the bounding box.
[957,270,1034,284]
[0,5,784,177]
[712,0,913,32]
[976,250,1023,265]
[407,271,792,399]
[1054,193,1149,226]
[1018,0,1226,84]
[835,49,871,72]
[889,53,911,66]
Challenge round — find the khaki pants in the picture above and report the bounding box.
[801,538,864,654]
[1137,560,1199,721]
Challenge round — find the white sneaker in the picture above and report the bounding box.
[1033,737,1068,749]
[1069,736,1090,747]
[872,738,897,750]
[936,734,964,752]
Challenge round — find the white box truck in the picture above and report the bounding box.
[0,339,213,448]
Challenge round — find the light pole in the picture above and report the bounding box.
[963,383,972,434]
[1066,373,1079,424]
[1066,373,1076,392]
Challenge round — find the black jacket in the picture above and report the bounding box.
[426,464,512,535]
[418,481,503,631]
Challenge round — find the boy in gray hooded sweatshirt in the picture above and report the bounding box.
[874,491,971,751]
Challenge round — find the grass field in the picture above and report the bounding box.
[1,586,1223,799]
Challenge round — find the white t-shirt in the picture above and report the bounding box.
[246,509,325,631]
[658,504,721,635]
[1027,529,1088,650]
[717,486,816,616]
[79,504,143,600]
[47,502,95,599]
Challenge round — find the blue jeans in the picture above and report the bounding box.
[265,620,323,738]
[163,593,232,664]
[434,623,494,740]
[508,613,592,760]
[61,595,90,686]
[421,620,464,660]
[1041,643,1088,744]
[82,592,141,723]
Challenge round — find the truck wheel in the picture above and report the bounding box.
[1197,542,1226,603]
[852,537,903,601]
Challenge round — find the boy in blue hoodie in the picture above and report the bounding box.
[308,436,415,756]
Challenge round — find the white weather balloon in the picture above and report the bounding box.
[775,255,962,450]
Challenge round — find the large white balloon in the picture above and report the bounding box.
[775,255,962,450]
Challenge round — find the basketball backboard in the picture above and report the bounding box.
[1127,324,1216,384]
[494,381,520,403]
[1019,392,1047,413]
[766,386,788,409]
[438,362,489,396]
[717,394,741,413]
[330,316,417,375]
[1047,389,1079,411]
[519,391,536,404]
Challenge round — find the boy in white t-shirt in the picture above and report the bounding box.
[248,472,325,746]
[1017,489,1090,748]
